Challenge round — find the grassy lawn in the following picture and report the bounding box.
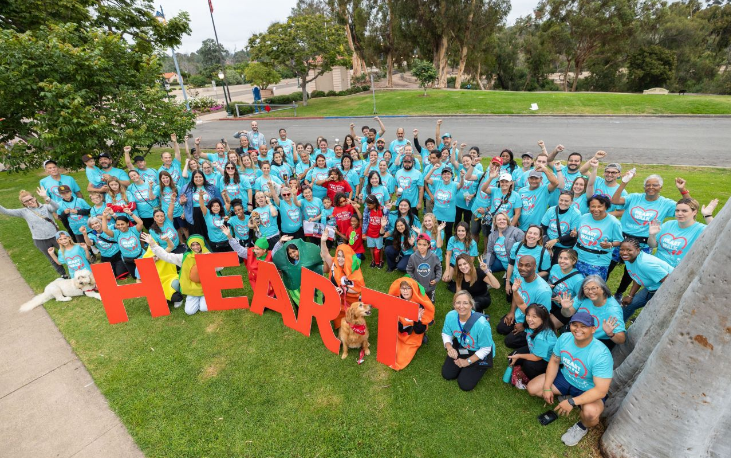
[1,154,728,458]
[248,90,731,118]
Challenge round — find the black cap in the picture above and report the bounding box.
[133,155,145,162]
[98,152,111,159]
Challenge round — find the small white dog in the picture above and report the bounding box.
[19,270,101,312]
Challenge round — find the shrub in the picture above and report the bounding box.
[227,103,255,116]
[189,96,217,110]
[336,90,348,96]
[266,93,303,104]
[187,75,210,88]
[311,90,326,98]
[326,90,337,97]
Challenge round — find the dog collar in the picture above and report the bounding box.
[346,321,366,335]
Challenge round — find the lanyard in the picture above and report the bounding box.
[457,312,472,345]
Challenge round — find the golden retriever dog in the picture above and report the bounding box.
[339,302,372,360]
[19,270,101,312]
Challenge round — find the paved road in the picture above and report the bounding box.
[191,115,731,167]
[172,79,301,105]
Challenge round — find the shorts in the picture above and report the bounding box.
[470,218,490,238]
[576,260,608,281]
[553,371,608,403]
[173,216,187,230]
[366,237,383,249]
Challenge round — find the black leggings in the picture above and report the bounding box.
[510,346,549,380]
[439,221,455,245]
[282,228,305,240]
[455,207,472,225]
[189,207,209,239]
[496,316,528,349]
[122,256,139,279]
[608,260,633,295]
[210,240,233,252]
[442,352,493,391]
[102,252,129,278]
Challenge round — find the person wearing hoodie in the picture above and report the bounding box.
[406,233,442,302]
[388,277,435,371]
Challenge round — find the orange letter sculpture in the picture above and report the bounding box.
[360,287,419,367]
[91,259,169,324]
[196,251,249,311]
[291,268,342,354]
[249,261,297,328]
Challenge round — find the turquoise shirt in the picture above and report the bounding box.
[128,183,159,218]
[573,296,625,340]
[254,205,279,238]
[455,166,481,210]
[432,180,459,222]
[514,275,552,323]
[279,199,302,233]
[626,251,673,292]
[541,206,582,248]
[159,159,182,185]
[150,219,180,249]
[219,179,251,208]
[204,213,228,243]
[593,177,626,213]
[620,193,676,238]
[306,167,330,199]
[56,197,90,234]
[113,228,142,258]
[548,265,584,301]
[159,185,183,218]
[570,195,590,215]
[40,175,81,202]
[85,166,105,188]
[321,207,335,227]
[298,196,323,222]
[554,333,613,392]
[446,237,478,265]
[228,214,250,241]
[394,168,424,204]
[526,328,558,362]
[493,235,509,270]
[239,168,260,188]
[442,310,495,355]
[488,187,522,219]
[58,245,91,275]
[518,184,552,230]
[89,231,119,258]
[135,167,158,185]
[575,214,623,267]
[361,184,389,205]
[654,220,706,268]
[509,243,551,281]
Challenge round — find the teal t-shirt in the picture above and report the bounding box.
[575,214,623,267]
[56,197,91,234]
[150,219,180,249]
[654,220,705,268]
[518,184,552,230]
[446,237,478,265]
[361,184,389,206]
[554,333,613,392]
[159,185,183,218]
[493,235,509,270]
[58,245,91,275]
[279,200,302,233]
[455,166,481,209]
[488,187,522,220]
[626,251,673,292]
[548,265,584,301]
[620,193,676,238]
[219,180,251,208]
[574,296,626,340]
[394,168,424,204]
[113,227,142,258]
[89,231,119,258]
[128,183,159,218]
[204,213,229,243]
[442,310,495,355]
[526,328,557,362]
[228,214,250,241]
[514,275,552,323]
[509,243,551,281]
[593,177,626,213]
[570,194,589,215]
[40,175,81,202]
[321,207,335,227]
[298,196,324,222]
[306,167,330,199]
[255,205,279,238]
[432,180,459,222]
[159,159,182,184]
[541,206,582,248]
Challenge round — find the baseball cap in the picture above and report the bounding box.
[377,138,386,144]
[417,233,432,243]
[57,185,72,193]
[55,230,70,240]
[569,311,594,327]
[43,159,57,167]
[528,170,543,178]
[521,152,533,159]
[81,154,94,163]
[133,155,145,162]
[98,152,111,159]
[606,163,622,172]
[441,167,453,175]
[498,172,513,182]
[442,133,451,138]
[490,156,503,165]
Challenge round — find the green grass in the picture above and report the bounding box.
[251,90,731,118]
[1,154,729,458]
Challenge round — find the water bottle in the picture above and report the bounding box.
[502,365,513,383]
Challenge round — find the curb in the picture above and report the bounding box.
[219,113,731,121]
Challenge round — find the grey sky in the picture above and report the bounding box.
[160,0,538,54]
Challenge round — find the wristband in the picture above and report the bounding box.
[681,190,689,195]
[543,389,552,392]
[703,214,712,218]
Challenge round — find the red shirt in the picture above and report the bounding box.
[366,208,384,238]
[333,204,355,235]
[325,180,352,200]
[346,224,365,254]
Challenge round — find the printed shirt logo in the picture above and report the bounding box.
[521,194,537,214]
[417,262,431,277]
[659,233,688,255]
[226,183,240,198]
[494,243,507,260]
[630,206,659,226]
[550,274,569,295]
[435,189,452,205]
[398,176,413,190]
[518,284,531,304]
[259,211,271,227]
[492,197,513,213]
[119,235,139,252]
[579,225,603,247]
[163,227,177,241]
[627,267,645,287]
[65,255,84,271]
[451,330,476,349]
[549,218,571,235]
[287,208,300,222]
[560,350,588,379]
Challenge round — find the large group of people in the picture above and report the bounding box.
[1,118,721,448]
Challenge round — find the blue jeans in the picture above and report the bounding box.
[623,288,656,321]
[385,245,410,271]
[576,260,608,281]
[490,257,506,273]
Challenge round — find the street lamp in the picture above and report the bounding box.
[218,71,230,107]
[155,7,190,111]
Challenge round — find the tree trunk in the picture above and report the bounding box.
[436,35,449,88]
[387,51,394,88]
[300,73,309,106]
[571,59,583,92]
[455,0,477,90]
[601,198,731,457]
[563,57,570,92]
[386,0,394,88]
[476,62,485,90]
[345,20,361,77]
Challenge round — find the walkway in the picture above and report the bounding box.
[0,244,144,458]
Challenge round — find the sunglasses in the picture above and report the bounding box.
[282,193,291,197]
[225,166,235,170]
[22,198,35,203]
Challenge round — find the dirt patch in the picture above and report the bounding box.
[205,318,223,333]
[694,334,714,350]
[199,356,227,381]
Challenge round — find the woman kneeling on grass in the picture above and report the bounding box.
[507,304,557,387]
[388,277,436,371]
[442,290,495,391]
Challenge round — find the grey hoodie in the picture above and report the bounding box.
[406,250,442,294]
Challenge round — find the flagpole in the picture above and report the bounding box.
[207,0,231,105]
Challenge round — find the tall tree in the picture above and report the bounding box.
[601,198,731,457]
[0,0,195,171]
[537,0,635,91]
[330,0,369,77]
[197,38,230,78]
[247,14,350,105]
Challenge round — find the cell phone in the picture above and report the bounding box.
[538,410,559,426]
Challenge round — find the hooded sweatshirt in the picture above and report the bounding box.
[406,250,442,295]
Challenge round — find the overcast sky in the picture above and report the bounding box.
[159,0,539,54]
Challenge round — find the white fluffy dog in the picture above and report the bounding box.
[19,270,101,312]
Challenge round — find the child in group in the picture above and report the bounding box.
[100,207,145,278]
[507,303,557,386]
[227,199,251,247]
[55,185,91,243]
[416,213,446,263]
[88,192,108,224]
[83,154,106,192]
[442,221,479,282]
[406,233,443,302]
[321,196,336,234]
[344,214,365,260]
[47,230,93,277]
[200,197,231,252]
[548,249,584,327]
[363,194,387,268]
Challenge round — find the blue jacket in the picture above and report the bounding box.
[182,182,221,223]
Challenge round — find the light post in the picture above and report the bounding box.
[155,7,190,111]
[208,0,232,105]
[218,71,230,108]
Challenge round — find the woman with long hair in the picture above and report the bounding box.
[220,161,252,211]
[449,253,500,312]
[385,217,416,273]
[180,170,221,240]
[158,170,187,241]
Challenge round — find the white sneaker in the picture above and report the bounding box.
[514,380,526,390]
[173,301,183,309]
[561,422,588,446]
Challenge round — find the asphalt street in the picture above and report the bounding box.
[191,115,731,167]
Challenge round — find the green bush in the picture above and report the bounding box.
[326,90,337,97]
[336,90,348,96]
[227,102,255,116]
[187,75,210,88]
[265,92,304,104]
[189,96,217,110]
[311,90,326,98]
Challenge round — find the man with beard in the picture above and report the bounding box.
[234,121,267,150]
[517,165,559,230]
[394,156,424,214]
[96,152,130,188]
[588,161,627,217]
[389,127,410,155]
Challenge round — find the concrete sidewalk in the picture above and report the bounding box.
[0,244,144,458]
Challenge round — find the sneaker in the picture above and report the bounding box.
[370,260,376,268]
[561,422,588,446]
[386,267,393,273]
[173,301,183,309]
[614,293,623,302]
[514,379,527,390]
[377,262,384,269]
